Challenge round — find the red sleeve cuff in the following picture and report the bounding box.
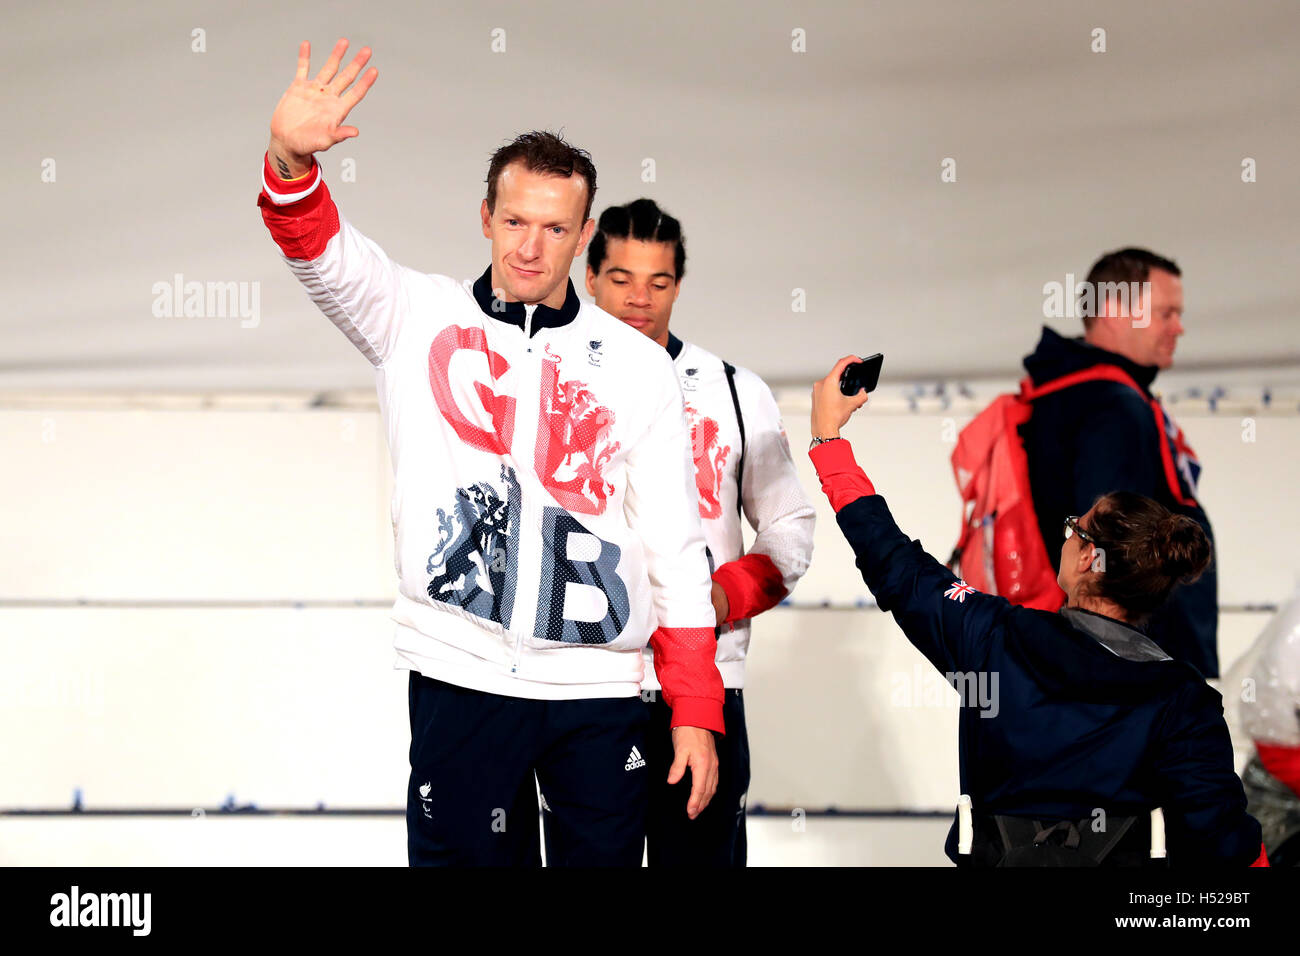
[666,696,726,734]
[257,153,337,260]
[258,152,327,217]
[809,439,875,512]
[1250,842,1270,867]
[648,626,726,735]
[713,554,787,623]
[263,150,319,187]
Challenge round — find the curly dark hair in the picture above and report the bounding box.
[1082,490,1212,621]
[586,198,686,281]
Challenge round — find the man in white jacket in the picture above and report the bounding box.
[258,39,722,866]
[586,198,816,865]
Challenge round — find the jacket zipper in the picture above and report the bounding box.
[510,303,538,674]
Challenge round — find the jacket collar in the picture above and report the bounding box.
[471,265,581,336]
[666,332,685,360]
[1059,607,1171,663]
[1023,326,1159,396]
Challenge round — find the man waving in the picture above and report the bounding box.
[257,40,722,866]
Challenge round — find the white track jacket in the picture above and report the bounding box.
[642,335,816,689]
[257,154,723,731]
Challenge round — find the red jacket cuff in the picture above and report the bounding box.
[667,696,726,735]
[713,553,787,623]
[809,439,875,512]
[258,152,327,215]
[262,150,319,187]
[257,153,337,260]
[648,625,725,735]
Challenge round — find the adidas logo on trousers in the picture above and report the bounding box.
[625,746,646,771]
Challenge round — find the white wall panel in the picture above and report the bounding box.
[0,816,952,867]
[4,404,1295,605]
[1,402,1293,813]
[2,409,392,601]
[0,605,1268,811]
[0,608,408,809]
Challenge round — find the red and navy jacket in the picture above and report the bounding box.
[812,438,1264,866]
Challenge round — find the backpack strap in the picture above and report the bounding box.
[1020,364,1196,508]
[1019,364,1144,402]
[722,361,746,519]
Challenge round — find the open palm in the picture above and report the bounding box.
[270,39,377,160]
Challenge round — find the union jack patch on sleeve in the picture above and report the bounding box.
[944,580,977,603]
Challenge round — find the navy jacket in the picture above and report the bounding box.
[818,446,1259,865]
[1021,326,1219,677]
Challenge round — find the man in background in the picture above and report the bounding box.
[1021,248,1219,676]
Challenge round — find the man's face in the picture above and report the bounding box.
[480,162,595,308]
[585,238,681,348]
[1100,268,1185,369]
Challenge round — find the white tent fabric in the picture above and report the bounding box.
[5,0,1298,391]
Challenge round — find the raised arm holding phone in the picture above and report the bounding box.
[810,355,1264,867]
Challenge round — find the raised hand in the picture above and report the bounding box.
[268,39,377,178]
[811,355,872,439]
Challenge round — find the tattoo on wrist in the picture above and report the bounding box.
[274,154,291,178]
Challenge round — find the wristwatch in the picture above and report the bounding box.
[809,436,842,451]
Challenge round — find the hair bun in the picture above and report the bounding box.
[1157,515,1212,582]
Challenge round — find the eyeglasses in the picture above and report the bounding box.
[1063,515,1099,547]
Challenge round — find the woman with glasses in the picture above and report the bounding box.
[808,356,1266,867]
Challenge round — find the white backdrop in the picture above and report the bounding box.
[3,391,1294,816]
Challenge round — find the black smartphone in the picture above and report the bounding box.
[839,353,884,396]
